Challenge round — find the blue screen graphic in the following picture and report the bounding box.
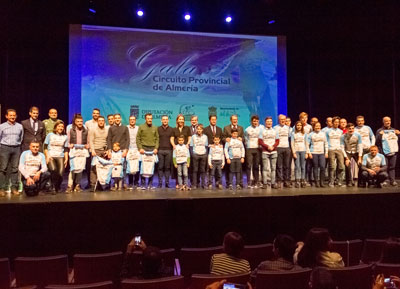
[69,25,287,126]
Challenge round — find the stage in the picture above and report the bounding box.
[1,184,400,261]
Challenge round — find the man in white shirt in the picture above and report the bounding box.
[19,140,50,196]
[274,114,292,188]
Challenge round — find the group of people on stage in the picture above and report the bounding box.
[0,106,399,196]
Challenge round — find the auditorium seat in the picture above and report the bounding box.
[255,268,312,289]
[14,255,69,288]
[45,281,113,289]
[241,243,274,270]
[179,246,223,276]
[328,264,373,289]
[121,276,184,289]
[361,239,386,264]
[331,239,363,266]
[73,251,123,284]
[0,258,11,288]
[189,272,250,289]
[374,262,400,278]
[130,248,176,276]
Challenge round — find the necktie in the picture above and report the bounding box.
[212,126,215,136]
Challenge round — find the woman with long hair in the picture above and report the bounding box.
[44,120,68,193]
[291,121,308,188]
[296,228,344,268]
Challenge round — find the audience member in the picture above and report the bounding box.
[210,231,250,275]
[253,234,301,275]
[120,238,173,280]
[296,227,344,268]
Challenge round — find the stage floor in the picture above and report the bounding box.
[0,183,399,204]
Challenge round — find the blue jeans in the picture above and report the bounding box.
[312,154,326,182]
[294,151,306,180]
[177,163,188,186]
[0,144,21,190]
[385,154,397,183]
[262,152,277,185]
[210,160,223,185]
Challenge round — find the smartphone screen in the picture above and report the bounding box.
[223,283,247,289]
[134,235,141,245]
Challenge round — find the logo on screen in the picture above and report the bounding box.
[130,105,139,118]
[179,104,195,120]
[208,106,217,117]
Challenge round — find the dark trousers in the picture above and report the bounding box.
[157,149,172,185]
[345,152,359,183]
[128,173,140,186]
[192,154,207,187]
[246,148,260,184]
[385,154,397,183]
[312,154,326,182]
[72,172,82,187]
[210,160,223,185]
[0,144,20,190]
[23,171,51,196]
[48,157,65,191]
[361,170,388,186]
[277,147,291,182]
[229,158,242,186]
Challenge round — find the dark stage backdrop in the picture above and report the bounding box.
[0,2,399,153]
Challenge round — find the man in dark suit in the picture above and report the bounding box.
[21,106,46,152]
[204,114,223,188]
[223,114,245,187]
[222,114,244,143]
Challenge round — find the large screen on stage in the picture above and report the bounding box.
[69,25,287,125]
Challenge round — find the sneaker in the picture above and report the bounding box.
[74,185,82,193]
[346,182,352,187]
[390,181,398,186]
[0,189,6,197]
[192,185,197,190]
[157,183,162,188]
[328,182,335,187]
[381,181,389,188]
[208,184,213,190]
[140,186,146,190]
[150,186,156,190]
[253,184,259,189]
[295,181,300,188]
[236,185,241,190]
[248,184,254,189]
[218,184,223,189]
[11,188,20,196]
[228,185,233,190]
[284,181,292,188]
[110,185,117,191]
[320,181,325,188]
[65,186,73,194]
[337,182,345,187]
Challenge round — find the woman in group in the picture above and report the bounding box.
[44,120,68,193]
[307,122,328,187]
[210,231,251,275]
[170,114,192,188]
[291,121,308,188]
[296,227,344,268]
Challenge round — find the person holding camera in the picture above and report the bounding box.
[120,237,173,280]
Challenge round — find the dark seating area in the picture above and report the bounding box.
[1,237,399,288]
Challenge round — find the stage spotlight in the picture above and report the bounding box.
[137,9,144,17]
[268,20,276,24]
[184,13,191,21]
[89,8,96,14]
[225,16,232,23]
